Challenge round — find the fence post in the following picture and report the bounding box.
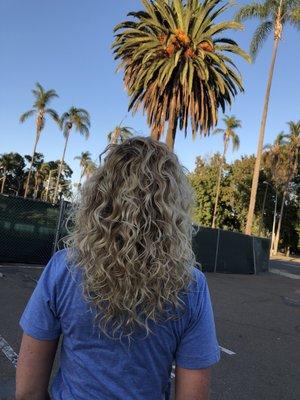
[252,236,257,275]
[214,229,220,273]
[52,199,66,255]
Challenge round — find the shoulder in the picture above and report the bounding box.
[184,267,209,314]
[44,248,78,285]
[190,267,207,292]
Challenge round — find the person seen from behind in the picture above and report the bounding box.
[16,137,220,400]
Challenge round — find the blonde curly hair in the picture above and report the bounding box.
[65,136,196,339]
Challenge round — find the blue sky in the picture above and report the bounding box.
[1,0,299,185]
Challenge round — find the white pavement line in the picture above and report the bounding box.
[170,345,235,379]
[0,265,43,269]
[270,269,300,280]
[0,334,18,368]
[219,346,236,355]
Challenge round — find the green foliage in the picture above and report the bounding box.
[236,0,300,59]
[189,152,299,250]
[0,152,73,200]
[113,0,250,147]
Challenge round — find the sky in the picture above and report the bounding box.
[1,0,300,186]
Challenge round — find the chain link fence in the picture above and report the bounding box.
[0,194,68,264]
[0,194,270,273]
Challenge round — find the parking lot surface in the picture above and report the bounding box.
[1,260,299,400]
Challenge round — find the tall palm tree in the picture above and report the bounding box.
[53,107,90,203]
[20,82,59,198]
[108,126,135,144]
[113,0,250,150]
[273,121,300,254]
[74,151,92,185]
[235,0,300,235]
[211,115,241,228]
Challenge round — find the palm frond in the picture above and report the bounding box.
[20,109,35,123]
[231,133,240,151]
[213,128,225,135]
[235,3,270,23]
[45,108,60,123]
[287,6,300,29]
[250,20,273,59]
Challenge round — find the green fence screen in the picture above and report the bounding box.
[0,194,60,264]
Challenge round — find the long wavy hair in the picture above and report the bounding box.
[65,136,196,339]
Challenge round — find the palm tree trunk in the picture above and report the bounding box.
[273,189,286,255]
[166,96,178,150]
[79,166,84,186]
[245,38,280,235]
[1,168,7,194]
[53,130,70,204]
[24,130,40,198]
[33,172,39,199]
[212,141,227,228]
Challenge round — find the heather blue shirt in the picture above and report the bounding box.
[20,249,220,400]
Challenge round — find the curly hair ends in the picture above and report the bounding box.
[64,136,197,339]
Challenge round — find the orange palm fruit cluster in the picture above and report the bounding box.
[158,34,167,44]
[174,29,190,45]
[198,41,214,52]
[166,43,176,56]
[184,48,195,58]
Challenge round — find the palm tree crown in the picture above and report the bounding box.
[60,107,90,138]
[236,0,300,59]
[20,82,59,134]
[113,0,250,149]
[213,115,241,151]
[74,151,92,169]
[107,126,135,144]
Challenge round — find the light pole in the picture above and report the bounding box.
[260,181,278,254]
[45,168,58,203]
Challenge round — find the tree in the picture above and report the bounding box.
[113,0,250,150]
[20,82,59,198]
[211,115,241,228]
[53,107,90,203]
[74,151,93,185]
[236,0,300,235]
[0,153,12,194]
[108,125,135,144]
[0,153,25,196]
[263,132,287,251]
[273,121,300,254]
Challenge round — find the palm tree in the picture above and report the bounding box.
[53,107,90,203]
[74,151,92,185]
[273,121,300,254]
[235,0,300,235]
[211,115,241,228]
[20,82,59,198]
[113,0,250,150]
[108,126,135,144]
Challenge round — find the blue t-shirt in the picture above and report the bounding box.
[20,249,220,400]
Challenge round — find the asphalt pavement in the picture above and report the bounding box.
[0,260,299,400]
